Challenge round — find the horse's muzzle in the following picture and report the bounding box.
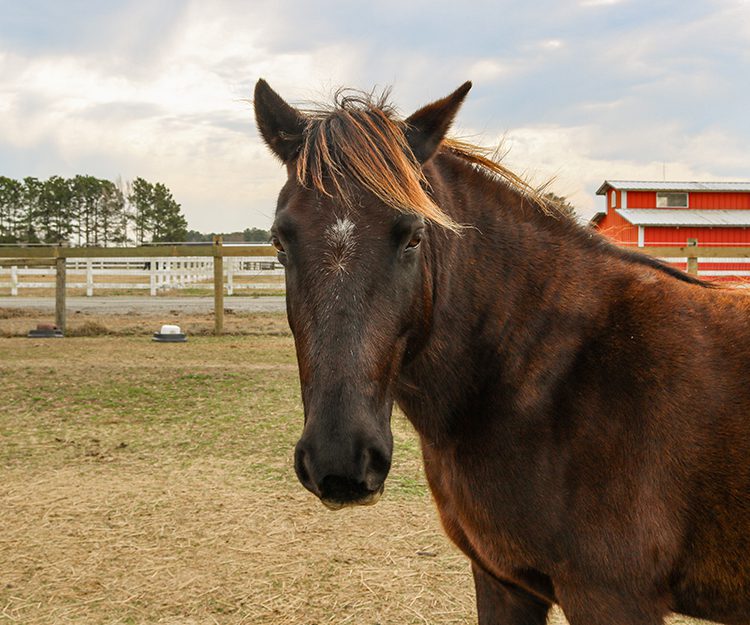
[294,438,391,509]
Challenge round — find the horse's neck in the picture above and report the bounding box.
[428,153,592,324]
[398,157,604,444]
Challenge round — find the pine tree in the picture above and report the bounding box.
[100,180,127,246]
[150,183,187,242]
[71,175,103,246]
[38,176,74,243]
[128,177,155,245]
[21,177,42,243]
[0,177,23,243]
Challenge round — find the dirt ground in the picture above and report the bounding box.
[0,306,711,624]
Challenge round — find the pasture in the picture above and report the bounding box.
[0,307,711,624]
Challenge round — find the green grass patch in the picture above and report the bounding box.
[0,332,426,498]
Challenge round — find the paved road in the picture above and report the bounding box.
[0,296,286,314]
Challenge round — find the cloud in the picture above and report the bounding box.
[0,5,367,231]
[0,0,748,231]
[579,0,625,6]
[472,119,750,220]
[467,59,512,83]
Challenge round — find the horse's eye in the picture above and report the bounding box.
[405,232,422,250]
[271,236,284,253]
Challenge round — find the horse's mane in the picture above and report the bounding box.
[296,89,712,289]
[296,89,559,232]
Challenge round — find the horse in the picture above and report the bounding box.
[253,78,750,625]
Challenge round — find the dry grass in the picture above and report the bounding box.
[0,307,290,338]
[0,308,716,625]
[0,463,477,625]
[0,313,476,624]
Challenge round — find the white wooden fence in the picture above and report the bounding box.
[0,256,285,296]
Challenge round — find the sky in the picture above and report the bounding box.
[1,0,749,232]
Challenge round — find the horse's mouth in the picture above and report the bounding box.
[320,485,384,511]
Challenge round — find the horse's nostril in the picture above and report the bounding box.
[366,446,389,474]
[294,447,314,491]
[363,446,391,490]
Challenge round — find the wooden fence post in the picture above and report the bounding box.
[55,254,66,332]
[10,265,18,296]
[213,235,224,336]
[686,238,699,276]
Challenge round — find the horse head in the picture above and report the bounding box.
[254,79,470,509]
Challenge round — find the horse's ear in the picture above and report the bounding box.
[405,81,472,164]
[254,79,306,163]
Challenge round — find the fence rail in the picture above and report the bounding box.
[639,239,750,279]
[0,257,284,296]
[0,238,278,335]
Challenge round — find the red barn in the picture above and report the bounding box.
[592,181,750,282]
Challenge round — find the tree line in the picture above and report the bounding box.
[0,175,188,246]
[186,227,270,243]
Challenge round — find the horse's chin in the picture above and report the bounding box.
[320,486,384,511]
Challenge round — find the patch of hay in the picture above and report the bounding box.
[0,307,42,319]
[66,320,112,336]
[0,459,477,624]
[0,309,292,338]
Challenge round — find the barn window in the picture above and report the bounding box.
[611,192,616,208]
[656,192,688,208]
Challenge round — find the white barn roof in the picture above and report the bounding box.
[597,181,750,195]
[616,209,750,227]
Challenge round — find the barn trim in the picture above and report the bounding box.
[616,209,750,227]
[597,181,750,194]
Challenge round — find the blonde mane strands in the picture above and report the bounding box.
[296,90,461,232]
[295,91,558,231]
[442,138,562,217]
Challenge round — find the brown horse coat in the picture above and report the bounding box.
[254,78,750,625]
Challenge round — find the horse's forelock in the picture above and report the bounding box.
[295,92,462,231]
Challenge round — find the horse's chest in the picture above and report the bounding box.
[422,446,539,570]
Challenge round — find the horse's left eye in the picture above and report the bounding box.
[405,233,422,250]
[271,236,284,252]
